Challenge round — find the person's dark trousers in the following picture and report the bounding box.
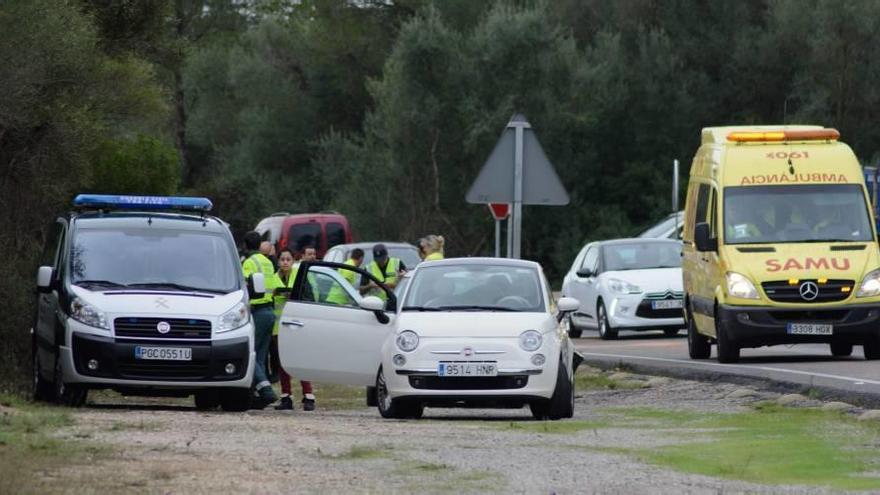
[251,306,275,390]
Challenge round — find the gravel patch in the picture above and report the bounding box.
[35,370,863,494]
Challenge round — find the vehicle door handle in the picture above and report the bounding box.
[281,320,304,328]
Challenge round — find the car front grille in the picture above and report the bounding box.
[761,280,853,304]
[408,376,529,390]
[114,317,212,340]
[635,291,684,319]
[116,361,211,380]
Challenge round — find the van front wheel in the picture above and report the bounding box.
[863,336,880,360]
[687,307,710,359]
[715,319,740,364]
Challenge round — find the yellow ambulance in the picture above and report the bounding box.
[682,125,880,363]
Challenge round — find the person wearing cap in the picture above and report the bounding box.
[362,243,406,301]
[241,231,280,408]
[420,235,445,261]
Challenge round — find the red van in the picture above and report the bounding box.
[255,212,352,259]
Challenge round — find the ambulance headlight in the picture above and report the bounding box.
[857,269,880,298]
[726,272,759,300]
[218,301,249,333]
[70,297,109,330]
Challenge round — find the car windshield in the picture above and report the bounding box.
[603,242,682,271]
[724,184,873,244]
[70,228,241,293]
[403,264,544,312]
[638,212,683,238]
[358,246,421,268]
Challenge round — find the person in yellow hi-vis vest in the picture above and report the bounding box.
[241,231,280,408]
[420,234,445,261]
[274,246,319,411]
[341,248,365,286]
[361,244,406,301]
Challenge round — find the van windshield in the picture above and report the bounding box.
[70,228,241,293]
[723,184,873,244]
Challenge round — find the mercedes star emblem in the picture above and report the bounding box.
[799,281,819,301]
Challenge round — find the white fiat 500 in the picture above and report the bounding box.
[278,258,580,420]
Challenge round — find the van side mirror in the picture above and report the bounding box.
[249,272,266,299]
[37,266,55,293]
[575,268,593,278]
[694,222,717,252]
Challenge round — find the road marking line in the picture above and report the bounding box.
[580,351,880,386]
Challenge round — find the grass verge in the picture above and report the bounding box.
[611,404,880,490]
[0,394,106,494]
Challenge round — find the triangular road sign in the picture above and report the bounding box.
[466,116,569,205]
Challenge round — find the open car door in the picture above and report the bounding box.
[277,261,396,386]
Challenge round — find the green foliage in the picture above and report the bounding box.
[90,135,180,195]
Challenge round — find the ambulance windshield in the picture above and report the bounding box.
[70,228,241,293]
[723,184,873,244]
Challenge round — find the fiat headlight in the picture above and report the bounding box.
[726,272,759,300]
[218,301,249,332]
[857,269,880,298]
[70,297,109,330]
[519,330,543,351]
[396,330,419,352]
[607,278,642,295]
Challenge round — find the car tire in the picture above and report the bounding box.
[863,336,880,360]
[219,388,252,412]
[376,367,423,419]
[530,358,574,420]
[687,305,711,359]
[53,354,87,407]
[566,314,583,339]
[597,302,617,340]
[32,350,53,402]
[194,390,220,410]
[664,329,681,337]
[830,342,853,357]
[715,318,740,364]
[366,386,378,407]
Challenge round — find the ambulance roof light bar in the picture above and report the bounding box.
[73,194,213,212]
[727,128,840,143]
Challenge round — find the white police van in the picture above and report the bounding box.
[32,195,265,411]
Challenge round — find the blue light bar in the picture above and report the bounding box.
[73,194,213,212]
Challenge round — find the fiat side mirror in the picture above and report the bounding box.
[558,297,580,313]
[360,296,390,324]
[576,268,593,278]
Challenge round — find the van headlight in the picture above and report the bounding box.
[218,301,249,332]
[857,269,880,297]
[396,331,419,352]
[519,330,543,351]
[70,297,109,330]
[726,272,759,300]
[607,278,642,294]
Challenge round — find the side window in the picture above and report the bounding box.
[708,187,718,239]
[295,269,359,308]
[694,184,710,226]
[326,222,346,249]
[581,247,598,273]
[289,223,321,253]
[40,221,63,267]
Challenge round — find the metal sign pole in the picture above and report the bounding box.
[672,159,680,237]
[506,217,513,257]
[512,124,525,259]
[494,219,501,257]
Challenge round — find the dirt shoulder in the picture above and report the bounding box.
[7,367,880,494]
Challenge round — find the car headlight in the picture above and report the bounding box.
[519,330,543,351]
[70,297,109,330]
[857,269,880,297]
[218,301,249,333]
[396,330,419,352]
[726,272,759,299]
[607,278,642,294]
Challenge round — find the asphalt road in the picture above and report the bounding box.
[573,328,880,404]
